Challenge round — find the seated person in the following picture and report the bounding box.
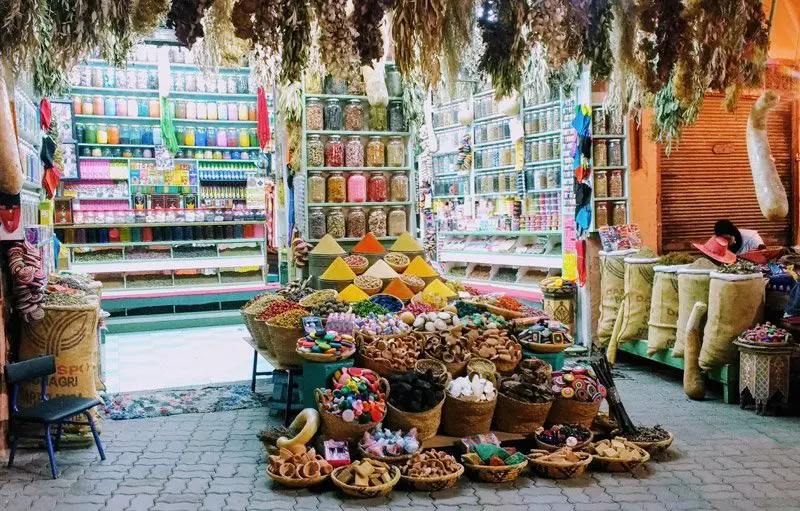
[714,219,764,255]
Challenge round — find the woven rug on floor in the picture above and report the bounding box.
[101,383,269,420]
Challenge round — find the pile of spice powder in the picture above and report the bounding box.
[404,256,438,278]
[364,259,399,279]
[382,277,414,300]
[423,279,456,299]
[351,232,387,254]
[338,284,370,302]
[320,257,357,281]
[390,232,423,252]
[310,234,346,255]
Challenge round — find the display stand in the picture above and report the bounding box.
[589,104,630,229]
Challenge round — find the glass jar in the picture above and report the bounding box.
[207,101,218,120]
[386,137,405,167]
[148,99,160,118]
[217,101,228,120]
[91,68,103,87]
[325,135,344,167]
[366,137,385,167]
[388,207,407,236]
[324,75,347,95]
[608,139,623,166]
[612,201,627,225]
[326,208,346,239]
[594,171,608,198]
[530,140,539,161]
[390,174,409,202]
[216,127,228,147]
[537,168,548,190]
[84,124,98,144]
[324,99,343,131]
[609,170,624,197]
[547,167,559,189]
[238,102,248,121]
[115,97,127,117]
[368,207,387,237]
[307,135,324,167]
[593,140,607,167]
[608,113,624,135]
[347,207,366,238]
[388,101,404,132]
[592,108,606,135]
[542,139,553,160]
[96,124,108,144]
[500,145,513,166]
[307,98,323,131]
[369,105,387,131]
[345,136,365,167]
[347,172,367,203]
[227,128,238,147]
[385,65,402,97]
[175,100,187,119]
[326,172,346,203]
[196,101,207,120]
[344,100,364,131]
[367,172,388,202]
[309,207,326,239]
[595,202,609,227]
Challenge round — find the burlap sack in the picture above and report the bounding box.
[683,302,708,400]
[646,264,687,355]
[699,272,765,371]
[672,258,716,358]
[607,251,660,363]
[597,250,636,347]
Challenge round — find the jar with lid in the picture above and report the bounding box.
[608,113,624,135]
[307,98,323,130]
[323,99,343,131]
[347,171,367,202]
[607,139,623,166]
[227,128,238,147]
[324,135,344,167]
[345,136,364,167]
[175,100,187,119]
[309,208,326,239]
[386,137,405,167]
[500,145,513,166]
[196,101,207,120]
[368,207,387,237]
[326,171,346,203]
[307,135,324,167]
[530,139,540,161]
[612,201,627,225]
[388,207,407,236]
[595,202,609,227]
[324,75,348,95]
[368,172,388,202]
[593,140,607,166]
[344,100,364,131]
[237,102,248,121]
[227,102,238,121]
[547,167,559,189]
[385,65,402,97]
[592,108,606,135]
[388,101,405,132]
[91,68,103,87]
[537,168,548,190]
[594,171,608,198]
[366,137,385,167]
[326,208,346,238]
[390,174,409,202]
[609,170,624,197]
[347,207,366,238]
[369,105,387,131]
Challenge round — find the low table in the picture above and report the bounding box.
[735,340,794,415]
[243,336,301,426]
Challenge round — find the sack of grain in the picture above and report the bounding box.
[646,264,687,355]
[596,250,636,347]
[672,259,716,358]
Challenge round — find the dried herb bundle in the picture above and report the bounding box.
[352,0,393,65]
[279,0,312,84]
[548,60,580,97]
[584,0,613,81]
[193,0,252,70]
[232,0,282,52]
[478,0,528,98]
[132,0,171,35]
[392,0,446,87]
[635,0,685,94]
[0,0,45,72]
[527,0,585,70]
[651,75,698,155]
[313,0,357,79]
[167,0,215,48]
[441,0,474,94]
[604,0,644,116]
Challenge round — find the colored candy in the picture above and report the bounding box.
[318,368,386,424]
[740,322,791,344]
[296,331,355,357]
[551,366,606,403]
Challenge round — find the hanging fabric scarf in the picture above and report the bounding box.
[257,86,271,150]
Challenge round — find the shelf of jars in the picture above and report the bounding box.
[590,103,629,230]
[302,65,415,245]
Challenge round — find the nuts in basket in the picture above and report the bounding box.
[467,329,522,365]
[425,331,471,364]
[361,334,421,373]
[403,450,461,478]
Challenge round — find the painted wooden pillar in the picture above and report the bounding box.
[630,108,661,252]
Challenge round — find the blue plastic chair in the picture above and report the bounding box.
[5,356,105,479]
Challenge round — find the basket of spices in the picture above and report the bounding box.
[547,365,606,428]
[254,300,305,354]
[461,444,528,483]
[611,426,674,456]
[353,310,411,338]
[390,232,426,260]
[266,308,309,366]
[385,370,447,440]
[344,255,370,275]
[310,299,351,320]
[527,448,592,480]
[362,259,400,289]
[356,332,423,377]
[415,358,451,387]
[516,319,573,354]
[267,444,333,488]
[316,368,388,441]
[401,450,464,491]
[354,275,383,296]
[296,331,356,363]
[382,277,415,303]
[467,328,522,374]
[318,257,357,292]
[535,424,593,452]
[241,294,284,341]
[351,233,388,266]
[467,358,496,379]
[586,438,651,472]
[338,284,370,303]
[358,426,420,465]
[423,330,471,377]
[493,358,554,434]
[441,373,498,437]
[369,294,404,313]
[331,459,400,498]
[476,297,526,320]
[298,289,339,308]
[384,252,410,273]
[403,256,440,287]
[400,275,425,294]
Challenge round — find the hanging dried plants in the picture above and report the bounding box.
[352,0,393,65]
[312,0,358,79]
[392,0,446,87]
[651,75,698,155]
[132,0,171,36]
[527,0,585,70]
[0,0,47,73]
[167,0,215,48]
[478,0,528,99]
[604,0,644,116]
[233,0,283,84]
[523,43,551,104]
[584,0,613,81]
[441,0,474,95]
[193,0,252,70]
[634,0,685,95]
[279,0,312,85]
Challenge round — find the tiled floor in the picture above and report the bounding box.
[103,325,273,393]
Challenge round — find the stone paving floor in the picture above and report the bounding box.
[1,361,799,511]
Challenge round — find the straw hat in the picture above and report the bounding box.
[692,236,735,265]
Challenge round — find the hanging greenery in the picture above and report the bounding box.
[392,0,446,88]
[193,0,252,70]
[527,0,585,70]
[132,0,171,36]
[0,0,46,73]
[548,60,580,97]
[651,75,698,155]
[279,0,312,85]
[313,0,358,79]
[441,0,474,95]
[402,65,426,151]
[634,0,685,95]
[522,43,551,103]
[478,0,528,98]
[584,0,613,81]
[352,0,393,66]
[167,0,214,49]
[604,0,644,116]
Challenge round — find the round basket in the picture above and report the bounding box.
[547,398,602,429]
[612,430,674,456]
[357,443,415,466]
[482,303,525,320]
[588,444,651,472]
[535,431,593,452]
[315,379,389,441]
[347,259,370,276]
[318,278,354,293]
[424,351,470,378]
[491,354,522,374]
[369,294,404,313]
[296,345,356,363]
[400,276,425,294]
[251,319,275,355]
[352,252,386,267]
[414,359,450,386]
[241,309,258,339]
[331,464,401,498]
[492,393,553,434]
[400,464,464,491]
[355,281,383,296]
[384,253,410,273]
[519,340,573,354]
[266,323,305,367]
[355,335,421,377]
[461,458,528,483]
[266,469,330,488]
[527,450,592,480]
[466,358,496,378]
[384,398,444,441]
[441,391,497,438]
[298,289,338,308]
[394,249,425,260]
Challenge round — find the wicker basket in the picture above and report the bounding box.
[527,450,592,479]
[493,393,553,434]
[612,430,675,456]
[588,444,650,472]
[423,351,470,378]
[266,469,330,488]
[356,281,383,296]
[400,276,425,294]
[491,353,522,374]
[547,398,602,428]
[535,431,593,452]
[267,323,305,367]
[251,319,275,354]
[296,346,356,363]
[466,358,496,378]
[318,278,354,293]
[441,386,497,437]
[298,289,338,308]
[331,464,401,498]
[315,380,389,441]
[414,359,450,387]
[370,294,404,313]
[400,464,464,491]
[461,458,528,483]
[357,443,414,466]
[355,335,421,378]
[348,259,370,276]
[384,398,444,441]
[352,252,386,267]
[241,309,258,339]
[384,253,410,273]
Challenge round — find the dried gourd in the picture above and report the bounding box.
[683,302,707,400]
[0,66,24,196]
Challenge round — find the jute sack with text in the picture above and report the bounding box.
[646,264,688,355]
[672,258,716,358]
[699,272,765,371]
[596,250,636,348]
